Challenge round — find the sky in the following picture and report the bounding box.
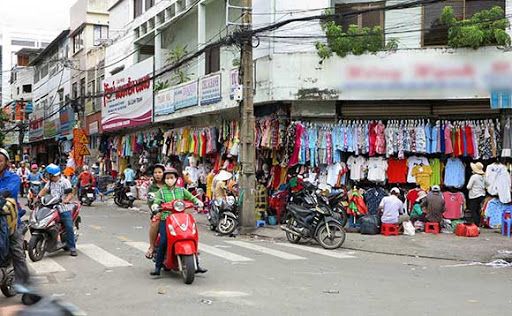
[0,0,75,37]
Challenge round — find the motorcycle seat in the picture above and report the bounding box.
[287,203,313,216]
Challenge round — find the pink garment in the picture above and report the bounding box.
[444,124,453,155]
[442,191,465,219]
[261,120,272,149]
[288,123,304,167]
[375,122,386,155]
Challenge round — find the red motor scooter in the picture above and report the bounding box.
[27,195,81,262]
[154,200,199,284]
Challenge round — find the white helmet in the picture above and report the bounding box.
[0,148,10,161]
[216,170,233,182]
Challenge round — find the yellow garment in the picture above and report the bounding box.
[412,165,433,191]
[279,167,288,186]
[213,181,227,200]
[181,128,190,154]
[206,172,214,199]
[1,197,18,235]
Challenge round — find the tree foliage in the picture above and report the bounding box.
[440,6,511,49]
[315,12,399,62]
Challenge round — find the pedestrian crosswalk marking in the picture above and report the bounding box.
[27,258,66,274]
[224,241,306,260]
[79,244,132,268]
[125,241,151,253]
[199,244,254,262]
[275,243,356,259]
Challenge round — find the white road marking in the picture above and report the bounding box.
[27,258,66,274]
[275,243,356,259]
[199,244,254,262]
[78,244,132,268]
[125,241,150,253]
[224,241,306,260]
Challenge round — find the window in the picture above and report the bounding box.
[134,0,143,18]
[17,55,29,66]
[205,46,220,74]
[22,85,32,93]
[73,31,83,54]
[72,83,78,99]
[145,0,154,11]
[93,25,109,45]
[17,87,20,95]
[335,2,385,31]
[422,0,505,46]
[11,40,35,47]
[80,78,86,97]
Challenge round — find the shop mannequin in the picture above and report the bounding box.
[185,156,200,188]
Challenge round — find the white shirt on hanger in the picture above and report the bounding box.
[367,157,388,183]
[347,156,367,181]
[326,162,344,187]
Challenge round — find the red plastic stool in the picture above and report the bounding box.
[425,222,440,234]
[381,223,399,236]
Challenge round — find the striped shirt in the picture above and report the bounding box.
[45,177,72,200]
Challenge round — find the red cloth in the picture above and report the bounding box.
[387,158,407,183]
[78,171,95,187]
[406,188,424,212]
[443,191,465,219]
[368,121,377,157]
[465,125,474,157]
[288,123,304,167]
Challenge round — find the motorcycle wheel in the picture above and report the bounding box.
[285,216,301,244]
[85,199,92,207]
[0,269,17,297]
[333,207,348,228]
[114,196,122,207]
[28,235,46,262]
[180,255,195,285]
[316,222,346,250]
[21,293,41,305]
[217,216,237,235]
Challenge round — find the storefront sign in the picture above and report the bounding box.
[25,102,33,114]
[43,116,59,139]
[154,87,175,116]
[60,106,74,136]
[89,121,99,135]
[230,68,239,99]
[173,81,198,110]
[199,73,222,105]
[490,90,512,109]
[85,100,94,115]
[72,128,90,167]
[29,118,43,142]
[101,58,153,132]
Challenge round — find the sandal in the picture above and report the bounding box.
[145,248,154,259]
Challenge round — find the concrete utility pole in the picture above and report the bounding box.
[239,0,256,232]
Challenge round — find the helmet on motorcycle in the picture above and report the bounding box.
[163,167,179,177]
[31,163,38,170]
[45,163,61,177]
[0,148,10,161]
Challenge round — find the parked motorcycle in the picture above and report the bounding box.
[79,184,96,206]
[27,181,42,210]
[27,195,81,262]
[208,195,238,235]
[153,200,199,284]
[114,180,135,208]
[281,192,346,249]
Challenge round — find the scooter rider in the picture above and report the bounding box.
[37,164,77,256]
[150,167,206,276]
[0,148,31,286]
[77,165,95,199]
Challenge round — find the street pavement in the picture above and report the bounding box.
[1,199,511,315]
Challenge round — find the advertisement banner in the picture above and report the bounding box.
[154,87,175,116]
[173,81,198,110]
[72,128,90,167]
[29,118,43,142]
[60,106,74,136]
[230,68,239,99]
[199,73,222,105]
[101,58,153,132]
[43,115,59,139]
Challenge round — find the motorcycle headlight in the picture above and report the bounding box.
[174,201,185,212]
[34,215,53,228]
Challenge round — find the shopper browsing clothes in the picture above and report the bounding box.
[466,162,486,225]
[378,187,408,225]
[421,185,445,224]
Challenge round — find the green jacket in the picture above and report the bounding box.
[147,183,162,207]
[153,185,199,220]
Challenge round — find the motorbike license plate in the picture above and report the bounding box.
[87,193,94,198]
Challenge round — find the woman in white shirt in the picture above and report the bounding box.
[467,162,486,226]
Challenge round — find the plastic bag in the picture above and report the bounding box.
[359,215,380,235]
[403,220,415,236]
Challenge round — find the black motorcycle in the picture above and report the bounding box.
[114,180,135,208]
[208,195,238,235]
[281,192,346,249]
[79,184,96,206]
